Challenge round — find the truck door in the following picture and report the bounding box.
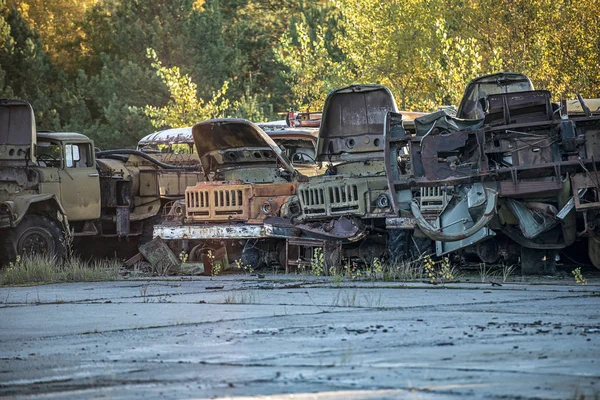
[58,142,101,221]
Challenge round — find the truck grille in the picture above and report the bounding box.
[328,184,359,212]
[300,188,325,208]
[419,186,450,217]
[186,184,249,221]
[300,183,360,216]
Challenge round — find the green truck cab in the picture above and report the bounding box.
[0,99,203,262]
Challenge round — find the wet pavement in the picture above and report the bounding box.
[1,274,599,399]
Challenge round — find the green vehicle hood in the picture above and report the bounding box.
[0,99,36,164]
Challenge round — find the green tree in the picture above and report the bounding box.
[276,15,351,111]
[143,48,230,129]
[6,0,96,71]
[0,4,70,130]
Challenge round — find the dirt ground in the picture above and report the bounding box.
[1,272,599,399]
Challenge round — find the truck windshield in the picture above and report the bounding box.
[460,77,533,119]
[37,141,62,167]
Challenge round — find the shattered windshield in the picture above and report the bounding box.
[460,76,533,119]
[276,139,316,165]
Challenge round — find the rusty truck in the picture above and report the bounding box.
[384,72,600,273]
[0,99,204,263]
[137,118,321,177]
[153,118,305,270]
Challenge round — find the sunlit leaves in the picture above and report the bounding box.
[279,0,600,112]
[143,48,230,129]
[276,17,351,111]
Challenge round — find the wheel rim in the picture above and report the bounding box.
[17,227,55,256]
[187,244,204,262]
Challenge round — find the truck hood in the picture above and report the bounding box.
[0,99,36,163]
[192,118,295,176]
[316,84,398,162]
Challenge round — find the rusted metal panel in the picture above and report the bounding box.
[185,181,298,223]
[421,131,472,180]
[571,172,600,210]
[186,182,251,221]
[498,179,562,196]
[0,99,36,164]
[385,217,416,229]
[456,73,533,119]
[485,90,553,126]
[116,206,130,236]
[139,237,180,273]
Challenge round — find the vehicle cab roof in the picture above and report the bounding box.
[137,127,193,146]
[37,132,91,142]
[259,126,318,142]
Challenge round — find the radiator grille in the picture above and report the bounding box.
[300,183,360,216]
[186,185,248,220]
[419,186,449,214]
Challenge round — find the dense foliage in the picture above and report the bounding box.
[1,0,599,148]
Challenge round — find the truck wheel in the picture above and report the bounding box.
[187,244,204,262]
[323,241,342,275]
[387,230,409,264]
[8,216,65,260]
[476,239,500,264]
[140,214,163,246]
[588,236,600,270]
[411,236,434,259]
[520,247,557,275]
[242,245,264,270]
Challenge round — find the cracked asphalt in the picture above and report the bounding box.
[1,274,599,399]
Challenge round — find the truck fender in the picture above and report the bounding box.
[2,194,69,231]
[410,188,497,242]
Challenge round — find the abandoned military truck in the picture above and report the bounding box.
[154,118,303,270]
[286,84,403,267]
[385,72,600,274]
[137,119,321,177]
[0,99,204,263]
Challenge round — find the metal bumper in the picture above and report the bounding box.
[153,223,294,241]
[385,217,416,229]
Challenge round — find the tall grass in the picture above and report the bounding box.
[382,257,427,281]
[1,254,120,285]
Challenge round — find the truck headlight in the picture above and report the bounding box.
[261,200,275,215]
[376,194,390,208]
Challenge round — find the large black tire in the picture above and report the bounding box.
[588,236,600,270]
[187,243,205,262]
[520,247,557,275]
[241,244,264,270]
[140,213,163,246]
[387,230,409,263]
[387,231,435,263]
[411,236,434,258]
[5,216,66,262]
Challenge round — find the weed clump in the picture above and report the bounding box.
[572,267,587,286]
[1,254,120,285]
